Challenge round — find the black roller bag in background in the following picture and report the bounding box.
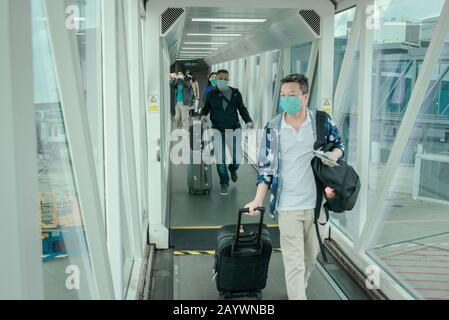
[214,207,272,299]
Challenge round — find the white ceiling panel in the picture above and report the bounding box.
[176,7,295,60]
[165,5,324,65]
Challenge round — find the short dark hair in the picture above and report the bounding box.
[216,69,229,76]
[280,74,309,94]
[208,72,217,78]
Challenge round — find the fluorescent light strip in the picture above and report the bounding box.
[180,53,208,55]
[184,42,228,45]
[181,51,210,54]
[187,33,242,37]
[191,18,267,23]
[182,47,218,50]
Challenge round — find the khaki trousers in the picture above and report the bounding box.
[278,209,323,300]
[175,102,190,130]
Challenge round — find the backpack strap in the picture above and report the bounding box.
[313,110,329,263]
[314,110,327,150]
[313,172,329,263]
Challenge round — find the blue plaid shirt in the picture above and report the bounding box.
[257,108,345,219]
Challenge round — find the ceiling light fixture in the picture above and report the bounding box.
[182,47,219,50]
[184,42,228,45]
[191,18,267,23]
[187,33,242,37]
[181,51,211,54]
[179,54,208,57]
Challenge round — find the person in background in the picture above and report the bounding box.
[201,69,254,196]
[188,72,200,115]
[244,74,345,300]
[170,71,192,130]
[200,72,217,112]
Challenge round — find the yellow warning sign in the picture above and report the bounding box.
[148,95,159,113]
[322,98,332,115]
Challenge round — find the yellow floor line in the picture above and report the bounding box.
[174,249,282,256]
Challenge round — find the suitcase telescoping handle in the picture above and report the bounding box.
[234,207,266,253]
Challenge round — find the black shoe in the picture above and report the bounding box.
[219,184,229,196]
[231,172,238,183]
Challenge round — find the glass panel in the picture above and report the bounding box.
[72,0,105,217]
[33,0,98,299]
[369,0,445,214]
[308,59,320,113]
[334,7,356,92]
[119,117,134,292]
[291,42,312,74]
[330,41,361,240]
[366,0,448,300]
[272,50,280,97]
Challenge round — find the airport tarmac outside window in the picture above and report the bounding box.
[366,0,449,300]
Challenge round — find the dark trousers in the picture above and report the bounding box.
[213,129,243,186]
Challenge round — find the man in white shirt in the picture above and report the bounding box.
[245,74,344,300]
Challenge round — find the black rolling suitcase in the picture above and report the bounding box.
[187,120,212,195]
[214,207,272,299]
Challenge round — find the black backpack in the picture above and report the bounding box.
[311,111,361,262]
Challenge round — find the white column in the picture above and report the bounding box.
[356,0,374,237]
[0,0,44,300]
[129,0,149,246]
[85,0,105,217]
[102,0,123,299]
[317,8,335,113]
[146,2,169,249]
[118,0,144,259]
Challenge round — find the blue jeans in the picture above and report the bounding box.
[213,129,243,186]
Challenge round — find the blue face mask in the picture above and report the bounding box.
[216,80,229,91]
[279,96,303,115]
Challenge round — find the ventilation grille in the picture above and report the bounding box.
[299,10,321,37]
[161,8,184,35]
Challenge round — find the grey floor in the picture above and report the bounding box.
[169,161,345,300]
[170,162,275,228]
[173,253,342,300]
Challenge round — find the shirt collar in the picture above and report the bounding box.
[281,108,311,130]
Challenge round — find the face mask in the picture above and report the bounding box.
[210,79,217,86]
[279,96,303,115]
[216,80,229,91]
[178,75,184,80]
